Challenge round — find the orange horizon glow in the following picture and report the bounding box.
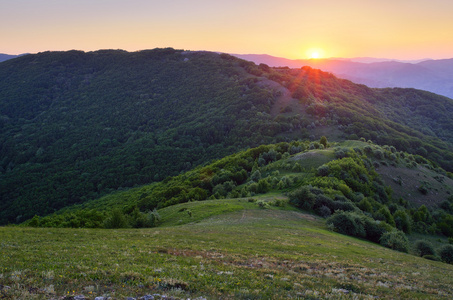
[1,1,453,61]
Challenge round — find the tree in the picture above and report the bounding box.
[320,136,328,148]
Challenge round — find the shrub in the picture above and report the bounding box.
[289,186,316,210]
[379,230,409,253]
[374,206,395,227]
[129,207,158,228]
[363,218,392,243]
[257,178,271,193]
[272,199,285,207]
[423,255,440,261]
[317,165,329,176]
[250,170,261,182]
[418,185,429,195]
[326,211,365,237]
[256,200,270,209]
[414,240,435,257]
[373,149,384,159]
[358,198,373,213]
[104,209,129,229]
[317,205,332,218]
[313,194,356,214]
[394,210,412,233]
[438,245,453,264]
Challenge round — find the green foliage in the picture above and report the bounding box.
[379,230,409,253]
[2,48,453,227]
[438,245,453,264]
[326,211,365,238]
[362,218,392,243]
[375,206,396,227]
[319,136,328,148]
[393,210,412,233]
[103,209,129,229]
[414,240,436,257]
[437,214,453,237]
[288,186,316,210]
[357,198,373,213]
[256,200,270,209]
[0,50,300,225]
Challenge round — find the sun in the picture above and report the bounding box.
[310,51,320,59]
[306,48,325,59]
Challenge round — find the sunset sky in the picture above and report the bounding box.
[2,0,453,60]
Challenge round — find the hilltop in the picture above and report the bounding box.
[233,53,453,99]
[1,48,453,225]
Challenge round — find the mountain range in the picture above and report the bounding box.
[0,48,453,225]
[232,54,453,99]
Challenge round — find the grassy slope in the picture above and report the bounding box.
[1,203,453,299]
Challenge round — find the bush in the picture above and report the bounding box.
[363,218,392,243]
[317,165,329,176]
[414,240,435,257]
[423,255,440,261]
[379,230,409,253]
[272,199,285,207]
[418,185,429,195]
[104,209,129,229]
[326,211,365,237]
[438,245,453,264]
[256,200,270,209]
[358,198,373,213]
[375,207,396,227]
[394,210,412,233]
[289,186,316,210]
[317,205,332,218]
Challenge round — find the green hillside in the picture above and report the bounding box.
[2,202,453,299]
[25,140,453,259]
[1,48,453,225]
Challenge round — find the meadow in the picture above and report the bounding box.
[1,199,452,299]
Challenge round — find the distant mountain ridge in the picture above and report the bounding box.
[0,53,25,63]
[232,54,453,99]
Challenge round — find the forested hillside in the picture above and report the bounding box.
[1,48,452,224]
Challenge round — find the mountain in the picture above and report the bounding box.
[332,57,430,64]
[1,48,453,225]
[0,53,24,63]
[232,54,453,99]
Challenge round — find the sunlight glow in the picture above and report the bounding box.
[305,48,325,59]
[310,51,320,59]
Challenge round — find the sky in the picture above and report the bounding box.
[1,0,453,60]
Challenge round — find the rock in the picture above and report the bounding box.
[139,296,154,300]
[74,296,86,300]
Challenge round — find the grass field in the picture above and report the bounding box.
[1,200,453,299]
